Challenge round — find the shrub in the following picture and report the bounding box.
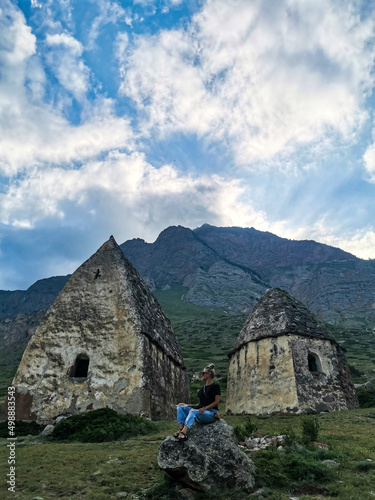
[356,386,375,408]
[234,417,258,441]
[0,420,43,438]
[355,461,375,472]
[349,364,363,378]
[253,444,335,489]
[301,415,320,443]
[52,408,156,442]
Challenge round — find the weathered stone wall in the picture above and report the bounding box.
[290,337,358,412]
[226,334,358,415]
[12,237,188,422]
[143,337,190,420]
[226,336,299,415]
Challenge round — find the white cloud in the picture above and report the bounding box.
[0,151,270,240]
[0,3,134,176]
[46,33,83,56]
[363,142,375,182]
[120,0,375,168]
[0,2,36,64]
[87,0,126,50]
[281,220,375,260]
[45,32,90,99]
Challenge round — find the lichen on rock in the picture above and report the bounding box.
[158,419,255,493]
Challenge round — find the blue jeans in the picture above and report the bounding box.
[177,405,217,429]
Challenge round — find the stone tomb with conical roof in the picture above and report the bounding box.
[226,288,358,415]
[12,236,189,422]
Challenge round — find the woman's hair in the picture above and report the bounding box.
[204,363,215,379]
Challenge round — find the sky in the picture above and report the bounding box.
[1,0,375,290]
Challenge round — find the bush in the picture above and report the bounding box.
[349,364,363,378]
[234,417,258,441]
[0,420,43,438]
[357,386,375,408]
[301,415,320,443]
[355,461,375,472]
[52,408,156,442]
[253,444,335,489]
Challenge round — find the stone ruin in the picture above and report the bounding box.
[226,288,358,415]
[11,236,189,423]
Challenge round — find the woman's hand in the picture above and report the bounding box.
[199,406,206,414]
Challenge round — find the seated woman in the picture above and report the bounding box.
[175,363,221,442]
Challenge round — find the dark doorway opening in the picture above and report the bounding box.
[308,353,322,373]
[70,354,89,378]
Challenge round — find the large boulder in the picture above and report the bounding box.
[157,419,255,493]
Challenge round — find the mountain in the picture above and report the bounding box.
[120,224,374,325]
[1,224,375,392]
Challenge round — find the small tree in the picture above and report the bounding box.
[301,415,320,444]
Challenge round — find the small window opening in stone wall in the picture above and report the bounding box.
[308,352,322,373]
[70,354,89,378]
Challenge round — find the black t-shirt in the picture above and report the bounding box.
[198,383,221,410]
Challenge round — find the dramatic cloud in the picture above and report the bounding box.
[1,0,375,289]
[364,142,375,182]
[0,151,269,235]
[120,0,375,167]
[0,2,134,175]
[87,0,126,50]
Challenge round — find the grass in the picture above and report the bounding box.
[153,285,227,324]
[0,350,24,401]
[1,409,375,499]
[1,284,375,497]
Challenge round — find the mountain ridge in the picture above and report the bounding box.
[0,223,373,359]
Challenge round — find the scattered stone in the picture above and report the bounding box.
[55,415,68,424]
[245,434,286,451]
[41,424,54,436]
[158,420,255,493]
[115,493,128,498]
[254,487,272,497]
[313,441,330,450]
[366,459,373,462]
[323,459,340,468]
[178,487,197,499]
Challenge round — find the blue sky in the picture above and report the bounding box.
[1,0,375,290]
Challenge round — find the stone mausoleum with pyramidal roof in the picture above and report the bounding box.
[11,236,189,423]
[226,288,358,415]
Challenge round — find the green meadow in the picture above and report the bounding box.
[0,285,374,498]
[0,409,375,499]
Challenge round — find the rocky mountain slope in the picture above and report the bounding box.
[1,224,374,363]
[120,224,374,326]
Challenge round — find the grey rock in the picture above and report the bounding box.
[158,419,255,493]
[245,437,260,449]
[41,424,54,436]
[115,493,128,498]
[178,488,197,499]
[323,459,340,468]
[255,487,272,497]
[55,416,68,424]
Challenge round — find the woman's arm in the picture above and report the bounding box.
[199,395,221,413]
